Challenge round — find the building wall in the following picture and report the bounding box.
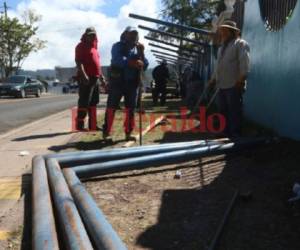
[243,0,300,139]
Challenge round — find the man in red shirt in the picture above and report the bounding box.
[75,27,106,131]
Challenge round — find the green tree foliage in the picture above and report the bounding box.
[0,9,46,77]
[158,0,224,41]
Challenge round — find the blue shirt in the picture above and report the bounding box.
[111,41,149,83]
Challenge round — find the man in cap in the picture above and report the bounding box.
[208,20,250,137]
[75,27,106,131]
[102,26,149,141]
[152,60,170,106]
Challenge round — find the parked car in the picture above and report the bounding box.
[62,82,79,94]
[0,75,44,98]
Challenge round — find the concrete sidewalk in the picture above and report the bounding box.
[0,108,92,246]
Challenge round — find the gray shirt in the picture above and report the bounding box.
[213,38,250,89]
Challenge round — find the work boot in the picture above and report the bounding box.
[125,133,136,141]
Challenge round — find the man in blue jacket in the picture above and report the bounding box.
[102,26,149,141]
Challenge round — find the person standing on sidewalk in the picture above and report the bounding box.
[208,20,250,137]
[152,60,169,106]
[102,26,149,141]
[75,27,106,131]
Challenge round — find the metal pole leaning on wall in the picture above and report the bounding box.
[129,13,212,36]
[73,138,270,179]
[46,158,94,250]
[149,43,199,57]
[145,36,200,54]
[138,25,209,47]
[32,156,59,250]
[63,168,127,250]
[151,49,199,59]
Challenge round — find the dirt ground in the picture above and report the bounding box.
[84,138,300,250]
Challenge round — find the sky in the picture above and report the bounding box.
[2,0,162,70]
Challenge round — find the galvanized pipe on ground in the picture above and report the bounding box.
[73,138,269,179]
[46,158,94,250]
[64,168,127,250]
[32,156,59,250]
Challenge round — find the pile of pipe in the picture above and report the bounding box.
[32,137,271,250]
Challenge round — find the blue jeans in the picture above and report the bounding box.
[216,87,243,136]
[103,78,138,134]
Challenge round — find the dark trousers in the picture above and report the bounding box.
[152,83,167,106]
[77,77,99,130]
[216,87,243,136]
[103,78,138,134]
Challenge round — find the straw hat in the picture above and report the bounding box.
[219,20,240,32]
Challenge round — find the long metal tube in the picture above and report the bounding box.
[145,36,200,54]
[129,13,211,35]
[154,54,190,62]
[151,49,198,59]
[46,158,94,250]
[73,138,269,179]
[46,140,217,166]
[138,25,209,47]
[64,168,127,250]
[32,156,59,250]
[154,54,194,62]
[149,43,198,57]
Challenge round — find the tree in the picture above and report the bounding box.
[0,9,46,78]
[158,0,224,42]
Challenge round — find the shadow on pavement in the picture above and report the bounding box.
[48,139,127,152]
[12,132,75,142]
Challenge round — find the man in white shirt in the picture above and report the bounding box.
[209,20,250,137]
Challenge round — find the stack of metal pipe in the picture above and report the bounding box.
[32,137,270,249]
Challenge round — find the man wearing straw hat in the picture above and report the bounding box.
[208,20,250,137]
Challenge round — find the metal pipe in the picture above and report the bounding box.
[129,13,211,36]
[151,49,198,59]
[73,138,270,179]
[46,158,94,250]
[138,25,209,47]
[153,55,193,63]
[46,140,212,160]
[145,36,200,54]
[63,168,127,250]
[32,156,59,250]
[208,190,239,250]
[149,43,198,57]
[52,140,223,167]
[154,53,194,62]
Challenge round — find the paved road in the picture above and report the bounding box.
[0,94,79,134]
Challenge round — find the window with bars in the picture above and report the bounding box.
[259,0,298,31]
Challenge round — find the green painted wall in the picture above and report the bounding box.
[243,0,300,139]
